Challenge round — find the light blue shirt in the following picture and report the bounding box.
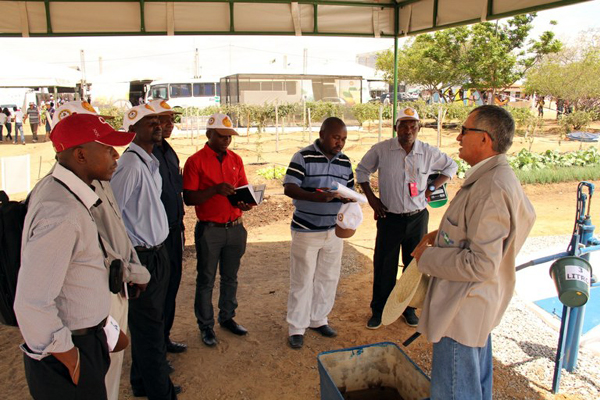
[356,139,457,214]
[110,142,169,247]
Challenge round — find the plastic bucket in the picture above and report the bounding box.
[317,342,430,400]
[549,256,593,307]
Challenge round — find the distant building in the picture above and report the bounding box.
[220,73,364,105]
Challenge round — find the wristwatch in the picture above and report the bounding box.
[428,185,436,192]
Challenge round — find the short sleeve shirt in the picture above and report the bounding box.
[284,140,354,231]
[183,144,248,223]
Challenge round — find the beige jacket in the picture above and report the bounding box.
[417,154,536,347]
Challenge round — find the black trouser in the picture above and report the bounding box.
[23,329,110,400]
[4,122,11,139]
[370,209,429,315]
[129,245,176,400]
[194,221,247,330]
[164,223,184,343]
[30,122,39,140]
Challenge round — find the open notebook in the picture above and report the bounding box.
[227,184,266,206]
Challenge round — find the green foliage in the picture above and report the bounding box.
[256,165,287,181]
[456,148,600,183]
[559,110,594,133]
[306,101,344,123]
[515,165,600,185]
[351,103,379,126]
[97,106,124,130]
[453,158,470,179]
[506,106,534,134]
[509,148,600,171]
[376,14,561,97]
[525,38,600,113]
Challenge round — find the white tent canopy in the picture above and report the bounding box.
[0,0,592,38]
[0,59,80,87]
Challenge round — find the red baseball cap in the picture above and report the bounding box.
[50,113,136,153]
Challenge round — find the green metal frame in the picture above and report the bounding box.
[4,0,590,38]
[3,0,592,124]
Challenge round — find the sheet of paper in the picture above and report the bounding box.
[330,183,367,203]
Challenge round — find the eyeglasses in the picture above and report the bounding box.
[460,126,493,140]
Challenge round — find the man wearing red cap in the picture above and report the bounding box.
[183,113,253,347]
[14,114,135,400]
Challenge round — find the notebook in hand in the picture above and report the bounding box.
[228,184,266,206]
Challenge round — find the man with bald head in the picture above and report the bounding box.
[111,104,180,398]
[283,117,354,349]
[14,113,135,400]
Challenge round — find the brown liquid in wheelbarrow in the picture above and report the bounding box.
[341,386,403,400]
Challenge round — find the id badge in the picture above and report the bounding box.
[408,182,418,197]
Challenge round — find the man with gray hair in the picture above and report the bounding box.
[412,105,536,399]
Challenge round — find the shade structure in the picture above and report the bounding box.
[0,0,592,38]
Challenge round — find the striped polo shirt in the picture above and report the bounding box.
[284,140,354,232]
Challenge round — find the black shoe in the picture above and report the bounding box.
[220,318,248,336]
[402,308,419,327]
[288,335,304,349]
[133,384,182,397]
[366,314,382,330]
[166,340,187,353]
[166,359,175,374]
[201,327,217,347]
[310,325,338,338]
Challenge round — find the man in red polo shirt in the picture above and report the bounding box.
[183,113,253,347]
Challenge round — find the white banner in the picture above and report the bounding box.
[1,154,30,195]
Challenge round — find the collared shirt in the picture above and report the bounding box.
[183,143,248,224]
[153,139,184,228]
[463,156,493,180]
[14,164,111,359]
[283,140,354,232]
[26,107,40,124]
[355,139,457,214]
[110,142,169,248]
[92,181,150,285]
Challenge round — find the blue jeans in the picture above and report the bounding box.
[430,336,493,400]
[15,122,24,143]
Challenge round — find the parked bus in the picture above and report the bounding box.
[146,78,220,108]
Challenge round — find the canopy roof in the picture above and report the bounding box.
[0,0,591,38]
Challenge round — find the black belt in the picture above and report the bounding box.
[389,209,424,218]
[198,218,243,228]
[72,317,107,336]
[134,243,164,252]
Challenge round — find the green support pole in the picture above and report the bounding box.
[392,5,399,136]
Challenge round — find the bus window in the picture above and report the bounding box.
[193,83,217,97]
[151,85,168,100]
[170,84,192,98]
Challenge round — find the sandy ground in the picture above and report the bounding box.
[1,118,599,399]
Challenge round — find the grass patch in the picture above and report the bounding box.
[515,165,600,185]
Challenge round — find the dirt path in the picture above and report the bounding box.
[0,122,598,399]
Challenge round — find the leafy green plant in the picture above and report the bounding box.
[97,106,124,130]
[559,110,594,134]
[257,165,287,181]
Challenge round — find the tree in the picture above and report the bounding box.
[525,30,600,116]
[376,27,469,103]
[375,14,561,99]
